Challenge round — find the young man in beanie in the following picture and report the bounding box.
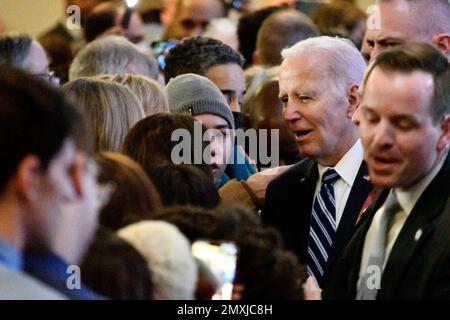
[165,73,255,187]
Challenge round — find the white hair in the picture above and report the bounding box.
[69,36,159,81]
[281,36,366,95]
[117,221,198,300]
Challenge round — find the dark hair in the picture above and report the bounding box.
[0,34,33,69]
[122,113,213,178]
[152,204,260,246]
[235,228,306,300]
[0,67,86,194]
[95,152,161,231]
[38,34,74,85]
[363,42,450,123]
[256,9,318,66]
[311,1,366,47]
[83,3,118,43]
[163,36,244,82]
[154,204,306,299]
[81,228,153,300]
[147,164,220,209]
[237,6,282,68]
[152,206,220,242]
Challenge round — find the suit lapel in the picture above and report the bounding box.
[292,159,318,262]
[378,155,450,299]
[344,190,390,293]
[329,162,373,263]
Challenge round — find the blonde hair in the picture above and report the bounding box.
[63,78,145,152]
[101,74,169,116]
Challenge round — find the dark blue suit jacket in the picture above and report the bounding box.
[262,158,373,280]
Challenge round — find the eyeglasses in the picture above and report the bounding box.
[32,70,60,86]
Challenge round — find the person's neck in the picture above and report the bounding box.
[0,197,26,253]
[317,134,359,167]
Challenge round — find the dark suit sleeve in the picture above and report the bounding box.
[431,249,450,299]
[261,178,279,228]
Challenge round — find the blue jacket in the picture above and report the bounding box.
[218,145,257,188]
[24,251,105,300]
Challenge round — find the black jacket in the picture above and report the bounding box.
[262,158,373,279]
[323,153,450,299]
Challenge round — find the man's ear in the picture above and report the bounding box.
[70,152,87,199]
[437,114,450,152]
[16,155,42,202]
[432,33,450,55]
[346,84,360,118]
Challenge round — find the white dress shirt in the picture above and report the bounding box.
[315,139,364,227]
[357,152,447,296]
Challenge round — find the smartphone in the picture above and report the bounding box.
[151,41,177,71]
[192,240,238,300]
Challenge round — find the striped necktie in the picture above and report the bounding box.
[307,168,339,284]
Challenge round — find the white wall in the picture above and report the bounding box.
[357,0,374,11]
[0,0,375,37]
[0,0,64,37]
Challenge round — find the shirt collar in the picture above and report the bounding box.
[317,139,364,187]
[0,237,23,271]
[394,151,448,216]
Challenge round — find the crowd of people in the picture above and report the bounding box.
[0,0,449,300]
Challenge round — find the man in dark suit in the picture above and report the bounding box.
[262,36,372,285]
[323,42,450,299]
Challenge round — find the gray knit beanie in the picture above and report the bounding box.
[165,73,235,129]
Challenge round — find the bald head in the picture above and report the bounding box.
[84,1,144,44]
[256,9,318,66]
[167,0,225,40]
[366,0,450,61]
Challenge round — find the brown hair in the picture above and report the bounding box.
[311,1,366,45]
[122,113,213,179]
[95,152,161,230]
[363,42,450,123]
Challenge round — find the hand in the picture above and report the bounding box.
[246,165,292,199]
[303,276,322,300]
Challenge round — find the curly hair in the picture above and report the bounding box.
[163,36,244,82]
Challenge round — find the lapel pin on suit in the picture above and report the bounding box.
[363,174,371,181]
[415,229,423,241]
